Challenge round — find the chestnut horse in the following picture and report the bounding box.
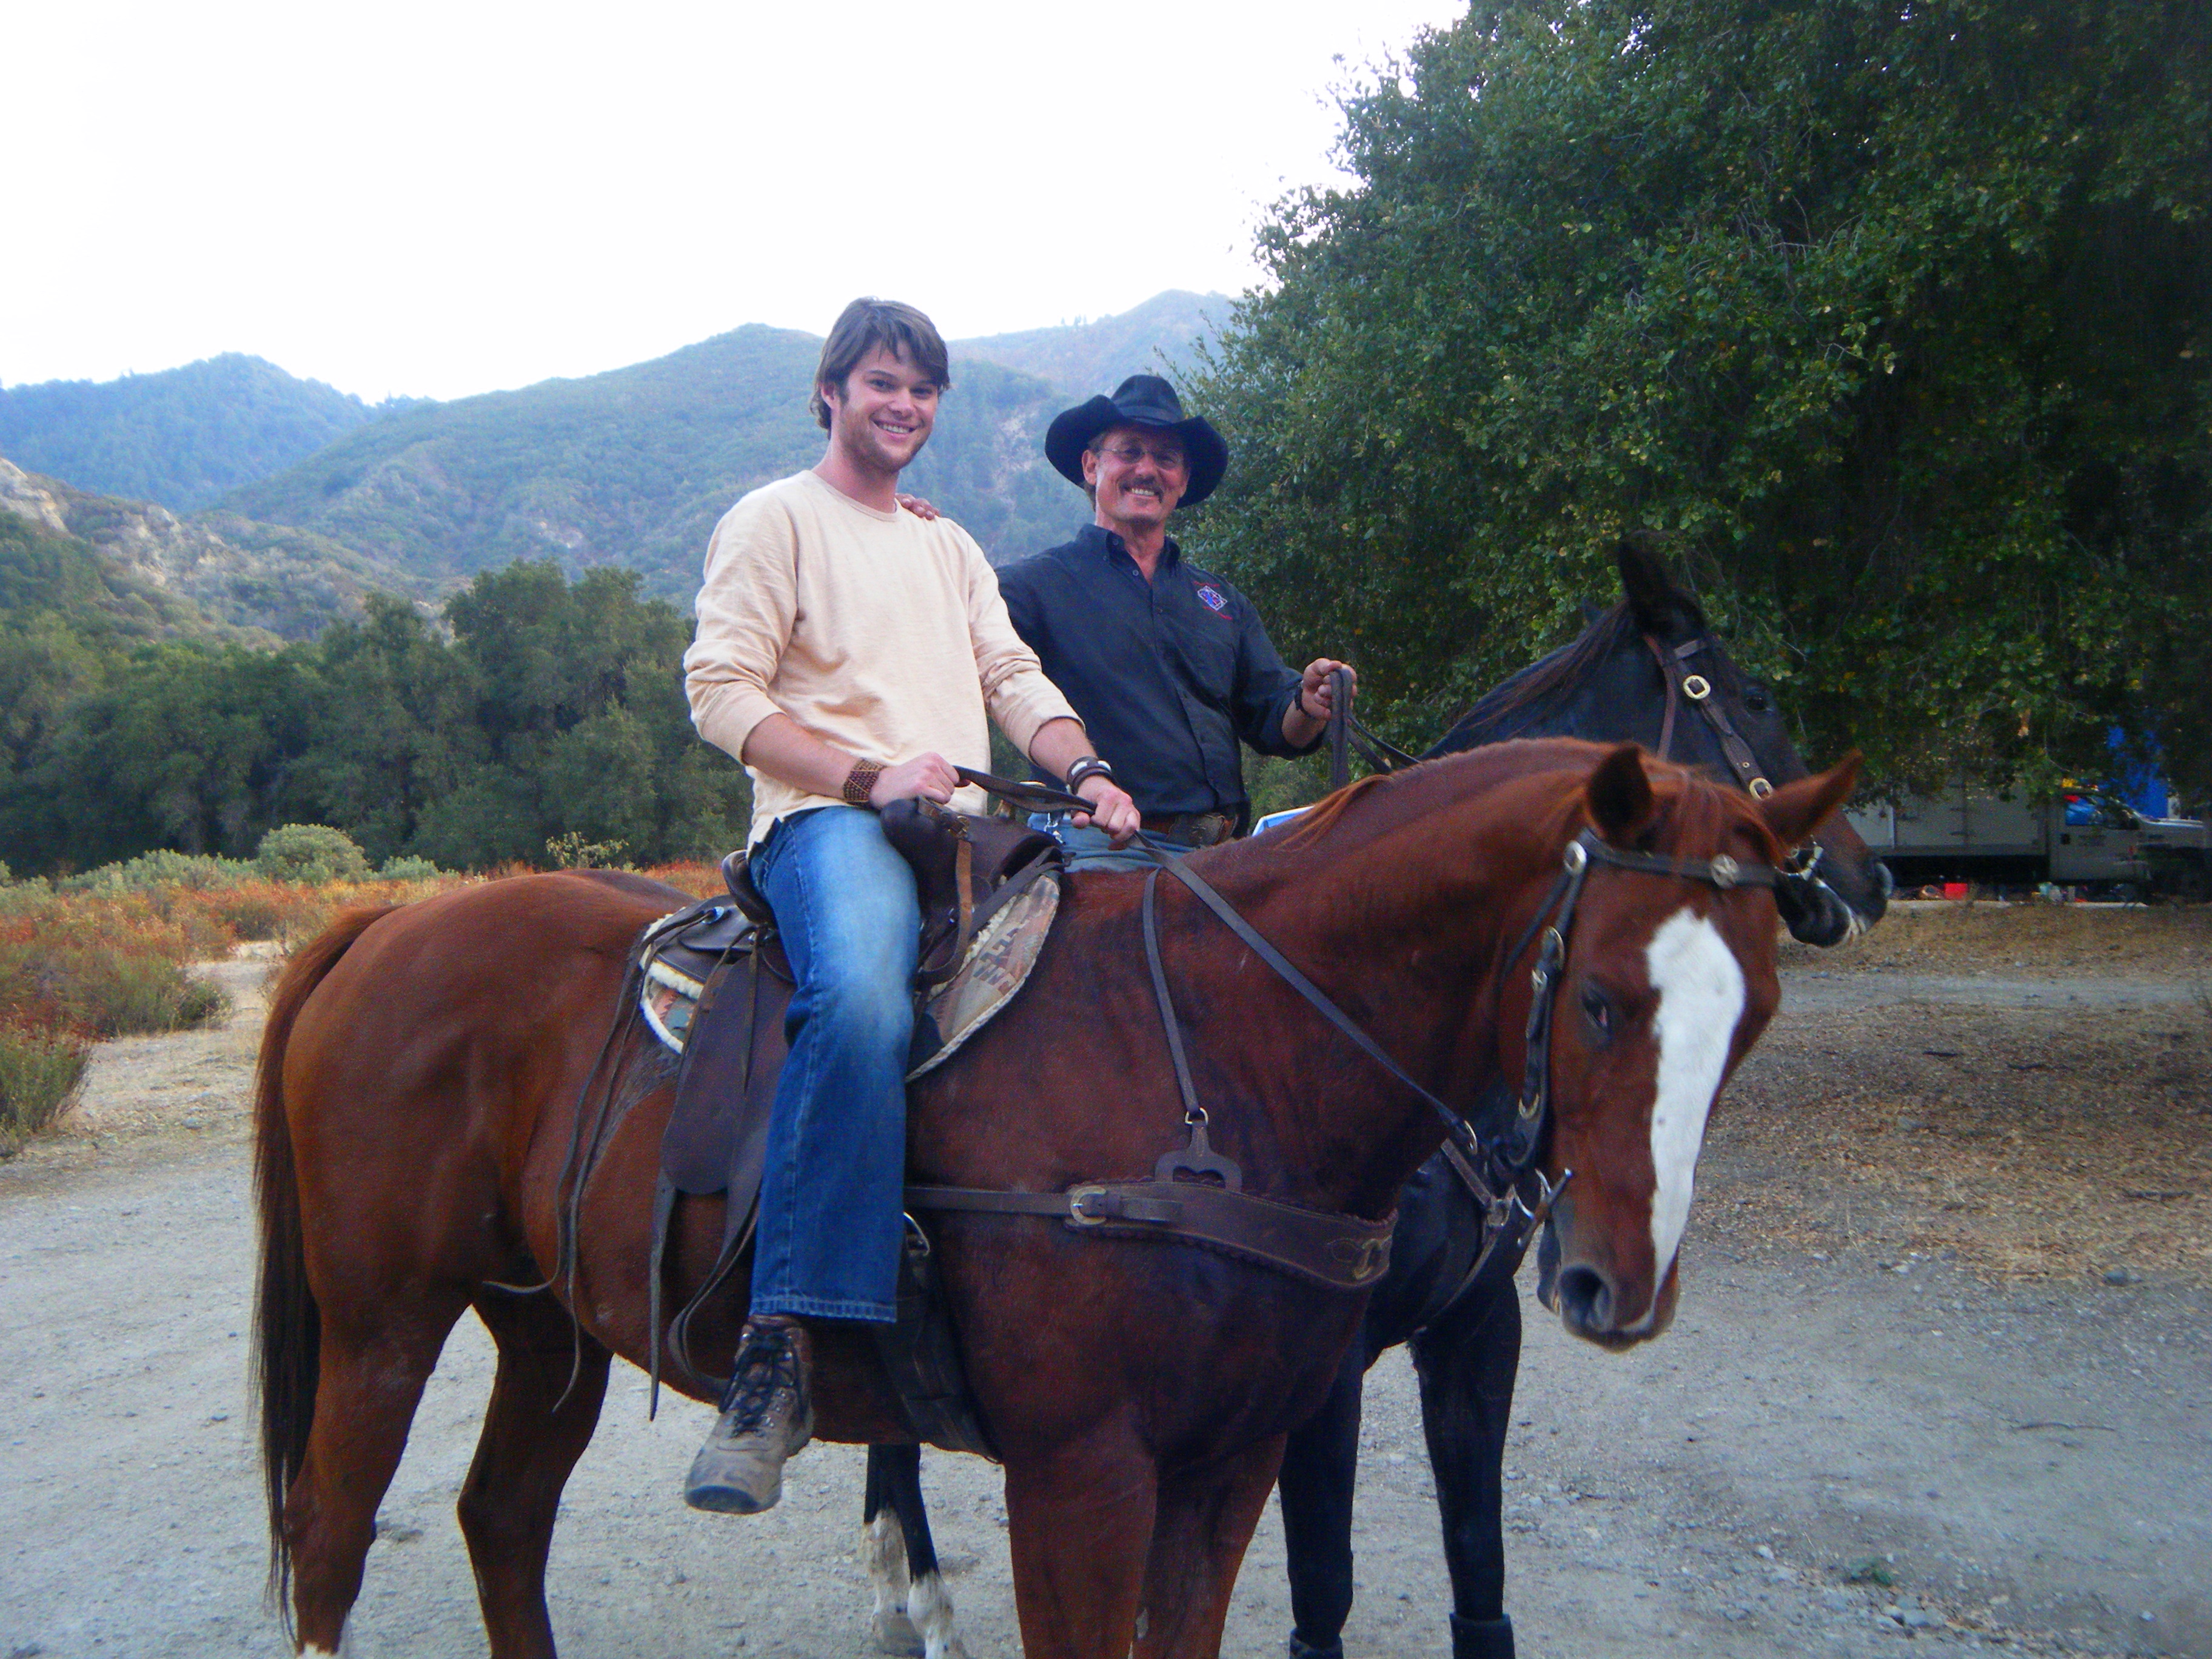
[867,538,1890,1659]
[253,738,1854,1658]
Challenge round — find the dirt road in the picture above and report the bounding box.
[2,908,2207,1658]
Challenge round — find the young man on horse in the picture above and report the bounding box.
[993,375,1356,862]
[679,298,1138,1515]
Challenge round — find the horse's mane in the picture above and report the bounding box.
[1445,582,1721,745]
[1451,605,1641,739]
[1245,738,1782,934]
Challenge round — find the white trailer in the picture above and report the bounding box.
[1846,778,2206,896]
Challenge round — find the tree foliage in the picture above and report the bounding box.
[1187,0,2211,799]
[0,552,749,875]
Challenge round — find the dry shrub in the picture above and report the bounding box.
[213,888,289,942]
[0,928,230,1040]
[0,868,467,1155]
[637,860,717,899]
[0,1022,90,1155]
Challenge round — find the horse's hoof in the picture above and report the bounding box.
[1450,1612,1516,1659]
[1287,1634,1345,1659]
[872,1608,925,1656]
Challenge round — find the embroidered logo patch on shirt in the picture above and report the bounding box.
[1195,583,1229,614]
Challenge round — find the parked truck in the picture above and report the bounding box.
[1847,779,2209,899]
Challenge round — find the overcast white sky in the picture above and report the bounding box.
[5,1,1464,403]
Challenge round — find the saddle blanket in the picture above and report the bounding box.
[638,870,1061,1079]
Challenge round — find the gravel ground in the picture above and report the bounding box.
[2,908,2207,1658]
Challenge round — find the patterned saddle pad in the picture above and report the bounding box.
[636,870,1061,1079]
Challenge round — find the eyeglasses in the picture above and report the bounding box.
[1098,441,1188,472]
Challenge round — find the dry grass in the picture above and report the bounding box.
[635,860,718,899]
[1712,905,2212,1284]
[1783,896,2212,979]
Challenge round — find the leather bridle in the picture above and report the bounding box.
[1644,633,1774,798]
[1640,633,1856,910]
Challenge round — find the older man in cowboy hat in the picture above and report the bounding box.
[994,374,1353,861]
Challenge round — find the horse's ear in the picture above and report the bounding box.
[1615,532,1689,634]
[1759,751,1862,850]
[1584,743,1656,845]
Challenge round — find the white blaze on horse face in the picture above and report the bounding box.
[1642,905,1746,1284]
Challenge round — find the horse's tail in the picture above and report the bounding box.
[252,905,395,1617]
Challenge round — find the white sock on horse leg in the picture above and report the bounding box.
[864,1512,923,1654]
[908,1569,970,1659]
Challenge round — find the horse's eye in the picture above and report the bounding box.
[1580,983,1614,1041]
[1744,686,1771,712]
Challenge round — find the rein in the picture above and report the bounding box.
[910,768,1779,1298]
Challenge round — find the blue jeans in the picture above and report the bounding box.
[746,806,920,1323]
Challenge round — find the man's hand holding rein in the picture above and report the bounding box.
[1030,717,1141,843]
[1281,657,1358,747]
[860,752,961,808]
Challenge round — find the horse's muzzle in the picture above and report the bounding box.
[1540,1203,1674,1349]
[1777,871,1856,947]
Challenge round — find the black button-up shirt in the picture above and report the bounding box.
[997,525,1318,819]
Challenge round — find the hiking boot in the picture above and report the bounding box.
[683,1315,814,1514]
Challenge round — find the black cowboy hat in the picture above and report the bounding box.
[1044,374,1229,508]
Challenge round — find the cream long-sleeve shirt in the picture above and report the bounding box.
[685,469,1081,848]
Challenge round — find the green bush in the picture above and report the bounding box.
[375,854,445,880]
[255,823,369,885]
[58,850,256,894]
[0,1025,91,1155]
[545,831,630,870]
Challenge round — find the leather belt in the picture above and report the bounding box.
[1139,810,1235,847]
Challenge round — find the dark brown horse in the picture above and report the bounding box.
[253,737,1854,1658]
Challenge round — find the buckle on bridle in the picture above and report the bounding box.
[1709,854,1741,889]
[1682,674,1712,702]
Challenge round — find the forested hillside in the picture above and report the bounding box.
[218,315,1181,600]
[0,294,1233,877]
[0,530,740,876]
[0,355,383,512]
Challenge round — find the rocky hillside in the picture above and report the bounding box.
[0,355,387,513]
[1,455,426,640]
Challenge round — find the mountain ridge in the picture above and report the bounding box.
[0,354,389,513]
[8,292,1227,635]
[216,292,1227,602]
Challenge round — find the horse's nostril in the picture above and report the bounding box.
[1557,1265,1613,1330]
